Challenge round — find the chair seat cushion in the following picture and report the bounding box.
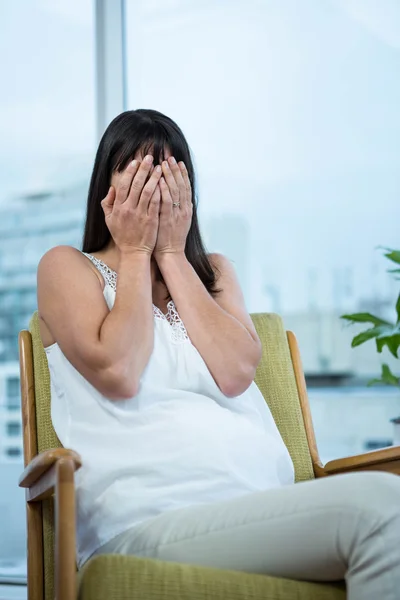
[78,554,346,600]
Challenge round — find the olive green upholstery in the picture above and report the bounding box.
[28,311,346,600]
[79,555,346,600]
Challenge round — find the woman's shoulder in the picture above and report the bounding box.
[208,253,230,269]
[38,246,104,289]
[207,252,235,279]
[39,244,83,266]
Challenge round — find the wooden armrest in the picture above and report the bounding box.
[19,448,81,487]
[19,448,81,501]
[324,445,400,476]
[20,448,80,600]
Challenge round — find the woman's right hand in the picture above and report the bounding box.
[101,155,162,255]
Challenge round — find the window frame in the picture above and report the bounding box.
[95,0,127,141]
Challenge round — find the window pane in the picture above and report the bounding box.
[126,0,400,462]
[7,377,20,399]
[6,423,21,438]
[5,448,22,458]
[0,0,95,582]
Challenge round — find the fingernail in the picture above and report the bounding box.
[179,161,185,169]
[155,165,161,173]
[130,159,137,167]
[145,155,153,164]
[168,157,176,165]
[163,160,169,169]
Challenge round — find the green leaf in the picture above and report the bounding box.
[379,247,400,265]
[351,327,384,347]
[367,364,400,388]
[396,292,400,323]
[385,251,400,265]
[341,312,390,326]
[381,364,400,386]
[376,334,400,358]
[345,247,400,362]
[351,323,400,348]
[367,378,383,387]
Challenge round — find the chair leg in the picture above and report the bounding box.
[55,458,77,600]
[26,501,44,600]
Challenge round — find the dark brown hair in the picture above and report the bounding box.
[82,109,219,296]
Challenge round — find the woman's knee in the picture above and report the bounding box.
[335,471,400,517]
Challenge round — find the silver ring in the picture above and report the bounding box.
[172,201,181,208]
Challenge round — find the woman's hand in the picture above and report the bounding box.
[154,157,193,259]
[101,155,162,255]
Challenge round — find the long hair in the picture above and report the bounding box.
[82,109,219,296]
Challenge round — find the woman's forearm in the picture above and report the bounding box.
[157,253,260,396]
[99,251,154,395]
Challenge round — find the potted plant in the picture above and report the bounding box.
[341,247,400,445]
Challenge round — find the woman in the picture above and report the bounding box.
[37,109,400,600]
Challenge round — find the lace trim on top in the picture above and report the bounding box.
[82,252,189,344]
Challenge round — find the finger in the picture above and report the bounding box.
[167,156,184,184]
[159,176,173,219]
[115,160,140,205]
[148,182,161,218]
[168,156,186,204]
[126,155,154,207]
[100,186,116,218]
[178,161,192,205]
[161,160,179,200]
[138,165,162,212]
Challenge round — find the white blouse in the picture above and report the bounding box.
[45,252,294,567]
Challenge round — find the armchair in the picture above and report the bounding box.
[18,312,400,600]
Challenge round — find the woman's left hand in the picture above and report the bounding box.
[154,157,193,259]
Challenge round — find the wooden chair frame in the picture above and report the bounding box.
[18,329,400,600]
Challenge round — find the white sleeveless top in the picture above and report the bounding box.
[45,252,294,567]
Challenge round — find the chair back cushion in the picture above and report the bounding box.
[28,310,314,600]
[30,313,60,452]
[29,312,60,600]
[251,313,314,482]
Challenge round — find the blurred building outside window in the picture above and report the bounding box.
[0,0,95,587]
[125,0,400,461]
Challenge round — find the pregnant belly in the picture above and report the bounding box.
[132,399,285,491]
[74,396,290,512]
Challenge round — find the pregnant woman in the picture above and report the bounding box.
[37,109,400,600]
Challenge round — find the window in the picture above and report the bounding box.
[7,377,20,399]
[126,0,400,462]
[6,395,20,411]
[5,448,21,459]
[6,377,21,410]
[0,0,95,584]
[6,422,21,437]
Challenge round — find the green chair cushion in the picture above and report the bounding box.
[79,554,346,600]
[251,313,314,482]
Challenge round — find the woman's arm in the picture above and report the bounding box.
[37,154,162,400]
[38,246,154,400]
[157,252,262,397]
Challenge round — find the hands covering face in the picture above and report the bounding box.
[103,155,193,257]
[154,156,193,258]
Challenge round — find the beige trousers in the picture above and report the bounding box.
[95,471,400,600]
